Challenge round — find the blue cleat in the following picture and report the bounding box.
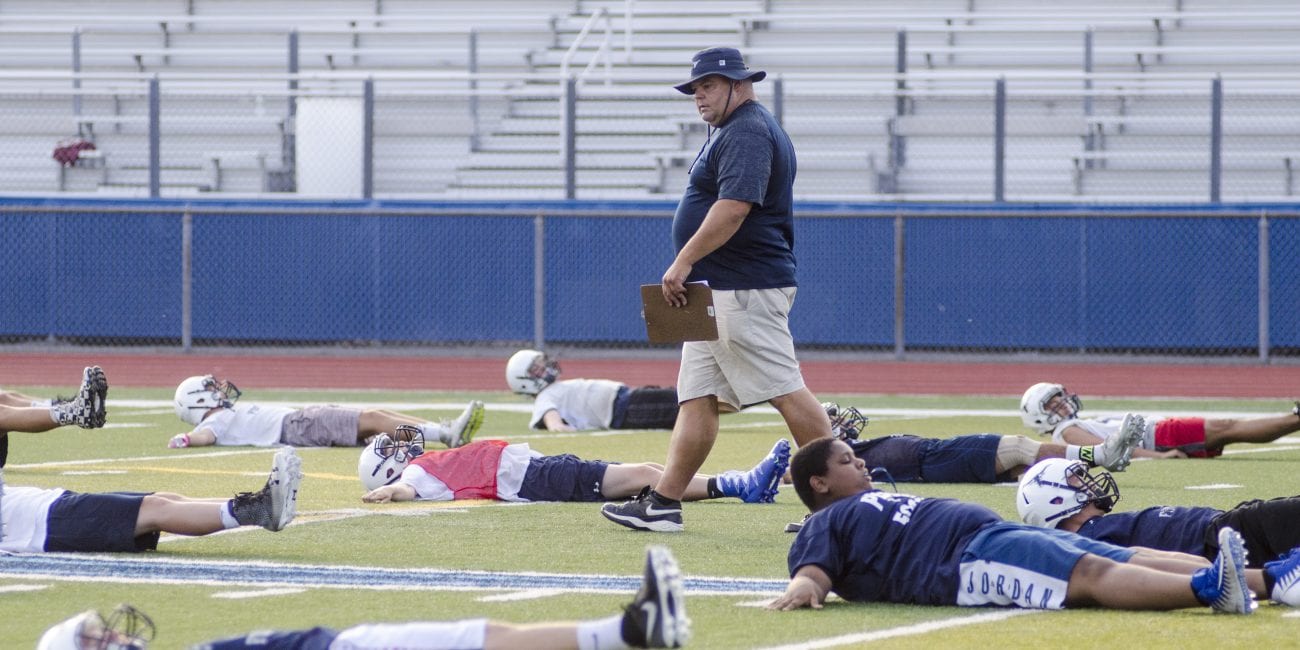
[716,439,791,504]
[1193,527,1255,614]
[1266,545,1300,606]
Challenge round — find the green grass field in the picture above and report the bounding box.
[3,386,1298,648]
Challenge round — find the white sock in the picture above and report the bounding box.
[577,615,628,650]
[31,399,51,408]
[419,422,450,446]
[1064,445,1082,462]
[47,407,60,425]
[219,502,241,529]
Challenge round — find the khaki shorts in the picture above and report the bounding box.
[281,405,362,447]
[678,287,806,410]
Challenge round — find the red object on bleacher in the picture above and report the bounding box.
[52,138,97,167]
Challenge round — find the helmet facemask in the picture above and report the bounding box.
[825,404,869,441]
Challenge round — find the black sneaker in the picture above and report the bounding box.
[621,545,690,648]
[602,487,683,532]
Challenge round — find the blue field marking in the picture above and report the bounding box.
[0,554,786,596]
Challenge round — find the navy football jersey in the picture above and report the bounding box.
[849,436,927,481]
[788,491,1001,605]
[1073,506,1219,556]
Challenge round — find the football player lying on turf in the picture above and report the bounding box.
[1021,382,1300,459]
[359,424,789,506]
[820,401,1143,483]
[0,366,108,468]
[507,349,681,432]
[0,447,302,554]
[168,374,484,450]
[1019,457,1300,580]
[39,546,690,650]
[768,437,1300,614]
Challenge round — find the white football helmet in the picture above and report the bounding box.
[505,349,560,396]
[38,605,154,650]
[358,424,426,491]
[1019,382,1081,434]
[173,375,241,426]
[1016,458,1120,529]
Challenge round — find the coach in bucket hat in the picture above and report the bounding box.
[673,46,767,94]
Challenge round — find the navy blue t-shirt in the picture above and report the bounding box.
[787,491,1001,605]
[1073,506,1219,556]
[671,101,797,290]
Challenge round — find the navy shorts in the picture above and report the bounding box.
[45,491,160,553]
[197,627,339,650]
[918,434,1001,483]
[517,454,611,503]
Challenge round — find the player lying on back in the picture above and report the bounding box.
[358,425,789,509]
[1,448,301,554]
[1018,456,1300,596]
[1020,382,1300,459]
[768,437,1300,613]
[822,401,1143,483]
[507,349,681,432]
[38,546,689,649]
[168,374,483,450]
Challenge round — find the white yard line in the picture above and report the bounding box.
[754,609,1041,650]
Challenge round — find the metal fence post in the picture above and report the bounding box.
[894,212,906,359]
[533,211,546,350]
[363,78,374,199]
[181,209,193,351]
[1258,211,1270,362]
[994,77,1006,202]
[1210,76,1223,203]
[149,76,160,198]
[562,76,577,199]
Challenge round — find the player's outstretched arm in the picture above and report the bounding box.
[168,428,217,448]
[768,566,832,611]
[362,483,417,503]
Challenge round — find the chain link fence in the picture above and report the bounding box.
[3,202,1298,360]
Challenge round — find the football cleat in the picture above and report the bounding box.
[621,545,690,648]
[445,400,485,448]
[1097,413,1145,472]
[1194,527,1255,614]
[1266,546,1300,606]
[230,447,302,532]
[715,439,791,503]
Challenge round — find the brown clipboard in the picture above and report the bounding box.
[641,282,719,343]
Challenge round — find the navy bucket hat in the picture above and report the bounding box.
[673,47,767,95]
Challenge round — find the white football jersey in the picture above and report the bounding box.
[200,403,296,446]
[0,486,65,553]
[529,379,623,430]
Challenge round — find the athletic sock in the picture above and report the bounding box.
[1064,445,1083,462]
[418,422,450,447]
[578,615,629,650]
[220,502,241,529]
[705,476,725,499]
[1074,444,1104,467]
[31,399,51,408]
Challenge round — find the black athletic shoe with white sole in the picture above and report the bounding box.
[602,487,683,532]
[621,545,690,648]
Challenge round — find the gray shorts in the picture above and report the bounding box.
[678,287,806,410]
[281,405,362,447]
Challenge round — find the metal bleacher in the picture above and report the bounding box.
[2,0,1299,201]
